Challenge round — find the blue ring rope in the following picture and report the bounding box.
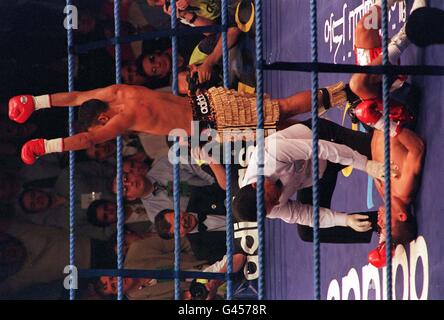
[381,0,393,301]
[309,0,321,301]
[66,0,76,301]
[113,0,125,301]
[168,0,182,301]
[254,0,266,300]
[173,140,181,300]
[224,141,235,300]
[221,0,230,88]
[221,0,234,300]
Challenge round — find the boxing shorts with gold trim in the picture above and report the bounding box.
[190,87,280,141]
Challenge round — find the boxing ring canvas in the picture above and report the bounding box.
[263,0,443,300]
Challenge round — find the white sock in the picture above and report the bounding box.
[388,25,410,64]
[410,0,427,14]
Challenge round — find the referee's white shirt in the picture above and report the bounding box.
[241,123,368,228]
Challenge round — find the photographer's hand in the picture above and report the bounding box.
[193,61,213,84]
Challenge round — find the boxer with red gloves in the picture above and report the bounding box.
[362,128,423,268]
[347,0,427,267]
[7,85,135,165]
[8,78,349,165]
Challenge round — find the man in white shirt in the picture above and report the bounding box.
[233,119,398,238]
[112,155,216,223]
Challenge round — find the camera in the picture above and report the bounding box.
[189,279,209,300]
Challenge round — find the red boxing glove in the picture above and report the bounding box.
[9,95,36,124]
[8,94,51,123]
[374,100,414,123]
[368,241,395,268]
[354,100,382,125]
[21,139,45,165]
[21,138,64,165]
[354,100,401,137]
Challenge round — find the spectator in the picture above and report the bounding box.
[18,188,66,215]
[93,231,208,300]
[154,209,226,264]
[123,156,152,177]
[86,199,152,233]
[0,220,115,298]
[146,0,220,26]
[154,183,228,263]
[135,49,187,89]
[112,155,215,222]
[146,0,244,85]
[121,60,148,86]
[51,161,117,240]
[86,199,117,227]
[95,276,186,300]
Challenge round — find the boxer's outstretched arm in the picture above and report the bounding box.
[50,84,125,106]
[9,85,127,124]
[21,113,133,164]
[63,114,132,151]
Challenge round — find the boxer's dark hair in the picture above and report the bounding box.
[232,184,258,222]
[78,99,109,131]
[393,206,418,245]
